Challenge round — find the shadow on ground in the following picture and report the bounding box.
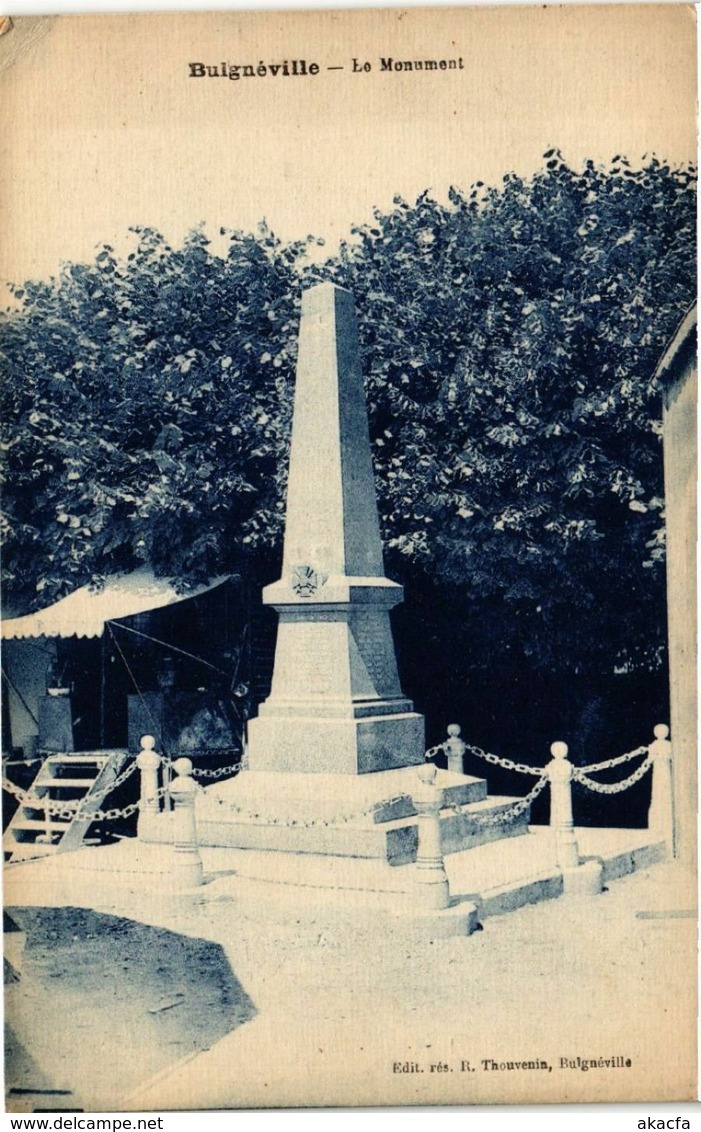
[5,906,256,1111]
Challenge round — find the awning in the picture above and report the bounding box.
[1,568,229,641]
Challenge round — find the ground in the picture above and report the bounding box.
[3,841,697,1112]
[5,906,254,1109]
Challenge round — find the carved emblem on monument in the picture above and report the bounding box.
[291,564,326,597]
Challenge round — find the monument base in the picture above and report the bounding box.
[196,766,530,864]
[247,710,425,775]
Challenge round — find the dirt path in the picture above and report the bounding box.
[4,854,697,1110]
[5,906,255,1111]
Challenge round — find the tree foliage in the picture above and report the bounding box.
[335,152,696,673]
[1,153,696,679]
[1,224,308,601]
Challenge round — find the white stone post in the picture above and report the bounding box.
[136,735,161,842]
[648,724,674,850]
[546,741,602,897]
[412,763,450,909]
[445,724,466,775]
[170,757,203,888]
[547,741,579,868]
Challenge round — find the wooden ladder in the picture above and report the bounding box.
[3,749,129,863]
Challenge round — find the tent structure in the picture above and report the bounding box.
[2,569,233,759]
[2,568,228,642]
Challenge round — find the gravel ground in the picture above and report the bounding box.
[5,906,255,1111]
[4,855,697,1111]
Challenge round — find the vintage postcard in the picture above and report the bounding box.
[0,3,697,1113]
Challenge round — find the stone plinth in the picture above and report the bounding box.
[199,767,530,864]
[246,282,424,776]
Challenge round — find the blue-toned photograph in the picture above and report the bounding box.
[0,4,696,1112]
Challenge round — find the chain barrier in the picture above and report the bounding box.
[425,730,655,823]
[161,747,240,769]
[83,758,138,800]
[2,775,89,818]
[576,745,648,775]
[464,743,544,777]
[425,738,543,777]
[442,736,650,783]
[190,763,242,781]
[574,757,652,795]
[212,772,550,830]
[2,758,138,813]
[3,732,655,832]
[211,792,411,830]
[447,773,548,826]
[71,785,172,823]
[1,774,170,823]
[2,753,238,827]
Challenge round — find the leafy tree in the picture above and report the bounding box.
[331,152,696,677]
[1,153,696,693]
[1,224,309,606]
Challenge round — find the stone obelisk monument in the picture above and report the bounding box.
[202,283,526,863]
[247,282,425,775]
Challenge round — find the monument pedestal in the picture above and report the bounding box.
[248,577,426,775]
[198,766,530,864]
[248,711,424,776]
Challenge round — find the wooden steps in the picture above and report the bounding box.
[3,749,129,863]
[33,779,92,790]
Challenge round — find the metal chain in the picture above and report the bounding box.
[2,776,82,816]
[166,746,241,763]
[574,757,652,795]
[79,758,138,800]
[2,760,138,811]
[2,774,168,822]
[210,791,410,830]
[2,756,138,810]
[424,742,448,761]
[190,763,242,781]
[71,785,171,823]
[447,773,548,826]
[210,772,548,831]
[465,743,543,777]
[464,741,649,780]
[577,745,649,774]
